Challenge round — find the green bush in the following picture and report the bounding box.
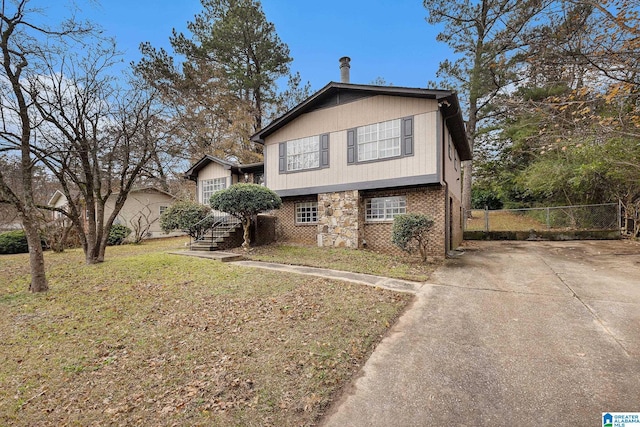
[210,184,282,250]
[471,187,503,210]
[107,224,131,246]
[391,214,434,262]
[0,230,29,254]
[160,201,212,239]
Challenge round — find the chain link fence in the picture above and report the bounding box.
[465,203,620,232]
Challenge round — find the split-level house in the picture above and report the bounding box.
[249,58,471,258]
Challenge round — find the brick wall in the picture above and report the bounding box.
[271,186,463,259]
[361,186,447,259]
[273,196,318,245]
[253,214,277,246]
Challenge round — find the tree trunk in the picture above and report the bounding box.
[242,218,251,251]
[97,230,109,262]
[462,160,473,217]
[22,217,48,292]
[463,96,478,218]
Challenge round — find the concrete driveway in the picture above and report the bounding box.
[322,240,640,426]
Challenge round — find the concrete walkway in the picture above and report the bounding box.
[169,251,423,293]
[233,260,424,294]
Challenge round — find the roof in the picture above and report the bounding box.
[250,82,472,161]
[127,186,177,199]
[47,186,176,206]
[183,155,265,181]
[47,190,66,206]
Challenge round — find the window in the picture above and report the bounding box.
[202,177,227,202]
[365,196,406,221]
[287,136,320,171]
[159,205,168,216]
[454,151,458,171]
[279,134,329,173]
[357,119,401,162]
[448,136,453,160]
[347,117,412,165]
[296,202,318,224]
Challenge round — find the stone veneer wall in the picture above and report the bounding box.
[361,186,447,259]
[273,196,317,245]
[317,190,359,248]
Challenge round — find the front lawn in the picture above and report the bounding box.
[243,244,439,282]
[0,238,411,426]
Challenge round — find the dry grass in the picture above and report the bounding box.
[241,244,439,282]
[0,237,411,426]
[465,210,547,232]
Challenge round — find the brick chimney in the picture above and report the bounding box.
[339,56,351,83]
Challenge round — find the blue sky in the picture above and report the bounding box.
[42,0,451,92]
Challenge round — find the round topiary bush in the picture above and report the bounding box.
[0,230,29,254]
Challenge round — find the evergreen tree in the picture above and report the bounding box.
[424,0,552,215]
[138,0,292,164]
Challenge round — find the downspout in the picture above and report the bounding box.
[442,113,451,257]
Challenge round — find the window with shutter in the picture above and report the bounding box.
[348,116,413,164]
[279,134,329,173]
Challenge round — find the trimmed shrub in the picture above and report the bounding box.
[160,201,212,239]
[391,214,434,262]
[210,183,282,250]
[107,224,132,246]
[0,230,29,254]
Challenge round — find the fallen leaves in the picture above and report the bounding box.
[0,239,411,426]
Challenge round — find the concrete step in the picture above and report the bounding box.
[170,251,244,262]
[191,223,242,251]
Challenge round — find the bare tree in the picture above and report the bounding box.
[128,203,159,244]
[0,0,93,291]
[29,45,169,263]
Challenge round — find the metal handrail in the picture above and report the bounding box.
[188,211,241,250]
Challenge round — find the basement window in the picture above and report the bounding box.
[295,202,318,224]
[365,196,406,222]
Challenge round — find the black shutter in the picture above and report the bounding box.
[402,116,414,156]
[347,128,356,164]
[320,133,330,168]
[278,142,286,173]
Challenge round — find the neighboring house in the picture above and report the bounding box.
[183,155,264,205]
[249,60,471,258]
[48,190,79,222]
[48,187,182,239]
